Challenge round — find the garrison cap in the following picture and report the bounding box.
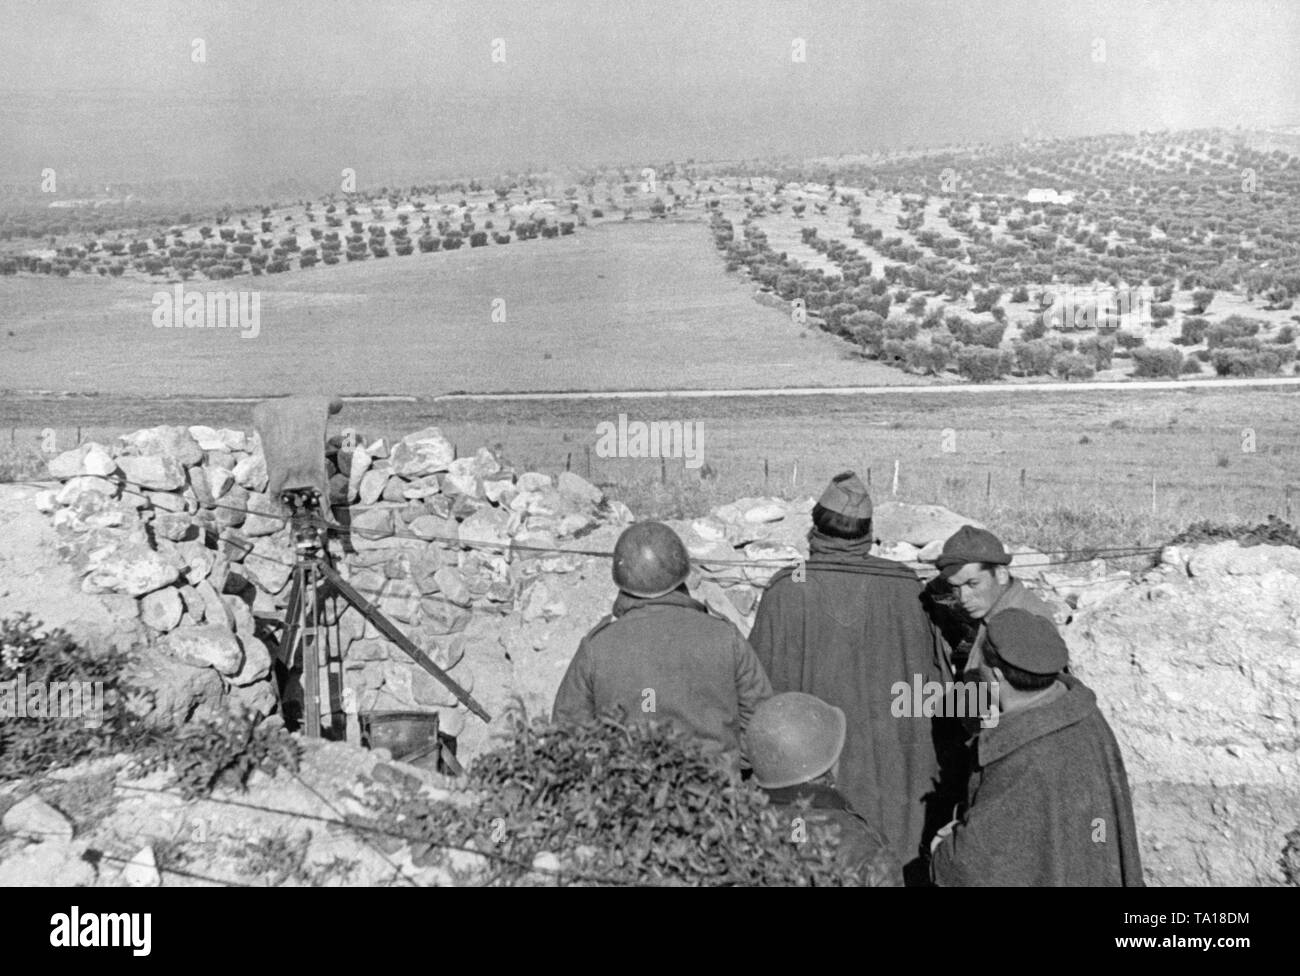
[984,608,1068,675]
[936,525,1011,577]
[817,471,873,519]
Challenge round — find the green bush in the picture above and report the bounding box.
[1207,315,1263,349]
[956,346,1010,383]
[356,710,869,886]
[1012,338,1058,376]
[1210,348,1283,377]
[1131,347,1183,378]
[0,613,139,781]
[1078,334,1115,370]
[1114,329,1145,350]
[1179,316,1210,345]
[1052,352,1096,381]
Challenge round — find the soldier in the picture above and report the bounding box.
[930,609,1144,886]
[749,471,958,883]
[552,521,772,763]
[746,692,902,886]
[928,525,1058,679]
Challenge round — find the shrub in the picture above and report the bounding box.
[1012,338,1057,375]
[1052,352,1096,381]
[1131,347,1183,378]
[1276,326,1296,344]
[1211,348,1283,377]
[1190,288,1215,313]
[1114,329,1145,350]
[956,346,1010,382]
[1150,303,1174,323]
[1078,334,1115,370]
[1019,316,1047,341]
[1179,316,1210,345]
[355,710,873,886]
[1207,316,1262,349]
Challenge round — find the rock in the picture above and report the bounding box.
[215,484,248,529]
[194,580,233,629]
[244,537,294,594]
[409,514,456,542]
[48,443,117,480]
[483,477,517,505]
[351,507,394,549]
[381,477,408,503]
[139,587,184,632]
[741,500,787,523]
[516,472,552,493]
[532,851,561,876]
[557,471,603,507]
[432,567,472,607]
[348,567,387,599]
[606,500,634,524]
[122,644,226,725]
[412,665,460,706]
[152,511,196,542]
[0,840,96,886]
[345,447,372,502]
[187,425,226,452]
[122,846,162,887]
[56,476,118,507]
[872,502,983,548]
[166,625,245,675]
[878,541,921,562]
[242,491,288,537]
[83,541,180,596]
[222,594,256,636]
[33,489,59,513]
[358,469,390,505]
[691,517,728,542]
[390,427,455,477]
[458,508,511,550]
[232,635,273,686]
[233,452,268,492]
[146,490,187,513]
[380,579,421,623]
[229,679,276,718]
[1074,574,1133,610]
[442,469,479,498]
[402,476,443,500]
[695,578,750,631]
[556,513,596,538]
[366,437,390,459]
[118,425,204,467]
[206,465,236,501]
[2,795,75,843]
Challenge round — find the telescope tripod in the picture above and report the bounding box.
[274,488,490,756]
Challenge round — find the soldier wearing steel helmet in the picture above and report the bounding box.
[746,692,903,886]
[552,520,773,761]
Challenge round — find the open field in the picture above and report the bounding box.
[0,218,918,396]
[4,386,1297,559]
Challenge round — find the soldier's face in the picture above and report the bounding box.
[946,564,1006,620]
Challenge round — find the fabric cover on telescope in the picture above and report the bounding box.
[252,395,339,498]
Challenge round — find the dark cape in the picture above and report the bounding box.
[930,674,1145,887]
[749,532,960,878]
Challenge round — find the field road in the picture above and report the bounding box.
[434,376,1300,402]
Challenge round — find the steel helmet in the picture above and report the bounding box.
[745,692,848,789]
[611,521,691,598]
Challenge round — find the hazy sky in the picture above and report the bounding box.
[1,0,1296,188]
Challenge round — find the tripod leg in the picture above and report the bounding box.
[303,563,322,738]
[319,563,492,723]
[278,566,306,730]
